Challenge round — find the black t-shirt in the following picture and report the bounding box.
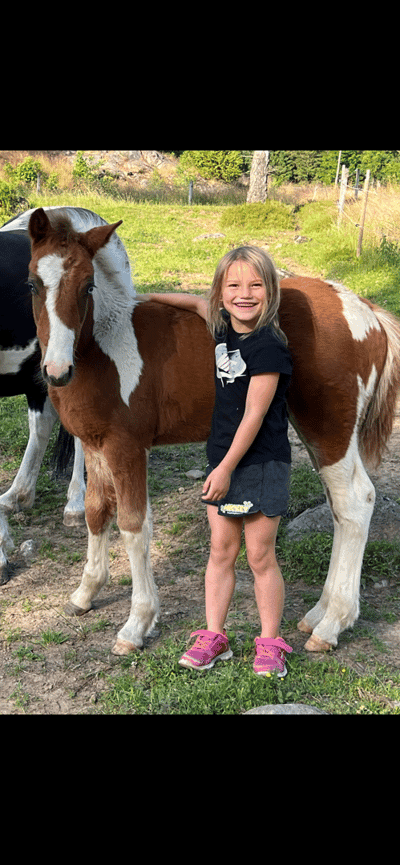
[207,320,292,468]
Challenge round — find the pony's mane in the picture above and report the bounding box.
[0,204,138,335]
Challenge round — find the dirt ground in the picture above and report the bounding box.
[0,408,399,714]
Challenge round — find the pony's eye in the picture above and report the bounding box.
[28,280,38,295]
[86,283,95,295]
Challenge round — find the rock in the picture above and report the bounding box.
[244,703,328,715]
[193,233,226,241]
[287,503,333,539]
[185,469,205,480]
[20,539,36,563]
[286,493,400,541]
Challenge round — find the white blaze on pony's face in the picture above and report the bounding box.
[36,252,76,385]
[28,207,139,399]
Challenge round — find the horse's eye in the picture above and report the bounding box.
[28,281,38,295]
[86,283,95,295]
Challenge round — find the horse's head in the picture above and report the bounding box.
[28,208,122,387]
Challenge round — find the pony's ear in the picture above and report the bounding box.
[80,220,123,258]
[29,207,52,244]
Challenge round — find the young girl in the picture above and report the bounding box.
[144,246,293,677]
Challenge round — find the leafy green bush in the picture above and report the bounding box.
[297,200,336,234]
[4,156,46,185]
[72,151,96,182]
[179,150,243,182]
[0,180,22,216]
[220,200,295,232]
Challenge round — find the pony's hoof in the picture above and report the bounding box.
[112,638,139,656]
[64,601,92,617]
[63,510,86,527]
[297,617,313,634]
[304,634,333,652]
[0,564,10,586]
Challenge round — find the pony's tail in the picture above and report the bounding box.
[359,306,400,467]
[51,423,75,476]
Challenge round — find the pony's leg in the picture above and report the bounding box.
[0,396,56,513]
[298,443,375,651]
[108,448,159,655]
[63,438,86,527]
[0,508,15,584]
[112,497,159,655]
[65,450,116,616]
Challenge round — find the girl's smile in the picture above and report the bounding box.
[221,261,266,333]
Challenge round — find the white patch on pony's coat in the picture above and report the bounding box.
[37,253,75,373]
[0,338,37,375]
[330,281,381,342]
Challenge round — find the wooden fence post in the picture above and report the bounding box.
[188,180,193,205]
[356,169,371,258]
[337,165,349,226]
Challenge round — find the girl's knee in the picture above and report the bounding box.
[246,543,277,576]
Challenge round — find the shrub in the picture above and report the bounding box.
[179,150,244,183]
[220,200,295,232]
[4,156,46,185]
[0,180,22,216]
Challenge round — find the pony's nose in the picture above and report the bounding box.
[43,362,74,387]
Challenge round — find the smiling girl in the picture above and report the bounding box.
[144,246,293,676]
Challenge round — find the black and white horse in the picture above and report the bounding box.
[0,221,86,582]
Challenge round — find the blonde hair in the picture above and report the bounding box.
[207,246,287,344]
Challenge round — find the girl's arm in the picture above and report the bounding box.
[202,372,280,502]
[141,292,208,320]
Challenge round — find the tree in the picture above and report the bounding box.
[247,151,269,202]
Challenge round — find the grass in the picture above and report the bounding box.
[97,625,400,715]
[1,170,400,713]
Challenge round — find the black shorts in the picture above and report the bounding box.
[204,460,291,518]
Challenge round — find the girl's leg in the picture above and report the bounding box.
[244,512,284,638]
[205,505,243,634]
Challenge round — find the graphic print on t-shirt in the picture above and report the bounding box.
[215,343,247,386]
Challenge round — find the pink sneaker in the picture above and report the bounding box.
[253,637,293,677]
[179,629,233,670]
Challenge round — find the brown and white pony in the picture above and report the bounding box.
[24,206,400,656]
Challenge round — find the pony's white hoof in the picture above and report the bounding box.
[65,600,92,616]
[297,617,313,634]
[63,510,86,527]
[304,633,333,652]
[112,638,139,656]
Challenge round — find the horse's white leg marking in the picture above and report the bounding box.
[0,508,15,580]
[299,374,377,649]
[68,524,111,613]
[0,397,57,513]
[37,253,75,380]
[63,438,86,526]
[113,500,159,654]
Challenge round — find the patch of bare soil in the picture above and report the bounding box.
[0,408,400,714]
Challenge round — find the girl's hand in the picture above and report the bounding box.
[201,465,232,502]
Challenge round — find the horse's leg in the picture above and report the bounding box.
[109,449,159,656]
[113,498,159,655]
[0,395,56,513]
[298,439,375,651]
[65,450,116,616]
[0,509,15,584]
[63,438,86,527]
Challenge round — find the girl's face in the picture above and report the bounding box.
[220,260,267,333]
